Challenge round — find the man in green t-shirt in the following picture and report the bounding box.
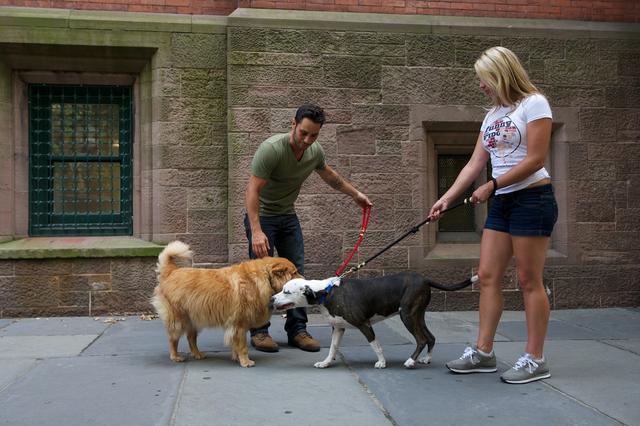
[244,103,372,352]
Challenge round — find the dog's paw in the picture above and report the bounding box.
[170,355,185,363]
[240,359,255,368]
[418,354,432,365]
[374,360,386,369]
[314,361,331,368]
[192,352,206,360]
[403,358,416,369]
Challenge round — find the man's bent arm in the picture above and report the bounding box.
[317,165,372,208]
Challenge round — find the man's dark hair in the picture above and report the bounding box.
[295,103,325,126]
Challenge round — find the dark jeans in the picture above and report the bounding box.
[244,213,307,338]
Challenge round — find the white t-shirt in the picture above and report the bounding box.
[480,93,552,194]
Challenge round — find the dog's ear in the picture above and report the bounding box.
[303,285,325,305]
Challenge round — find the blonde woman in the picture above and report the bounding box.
[429,46,558,384]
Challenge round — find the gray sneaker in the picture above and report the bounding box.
[501,353,551,384]
[446,346,497,373]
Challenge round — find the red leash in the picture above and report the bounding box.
[335,205,371,277]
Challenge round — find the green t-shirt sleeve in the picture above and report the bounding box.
[251,142,279,180]
[315,143,327,170]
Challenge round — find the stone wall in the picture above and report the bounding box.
[0,7,638,317]
[0,257,157,317]
[226,10,640,310]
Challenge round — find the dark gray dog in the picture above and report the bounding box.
[271,271,478,369]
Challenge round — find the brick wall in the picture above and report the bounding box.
[0,0,638,22]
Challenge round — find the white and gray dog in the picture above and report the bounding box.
[271,271,478,369]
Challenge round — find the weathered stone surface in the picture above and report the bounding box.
[111,258,156,292]
[406,34,457,67]
[176,233,228,263]
[0,276,59,308]
[156,144,226,170]
[228,64,324,86]
[15,260,72,276]
[382,66,484,105]
[579,108,618,141]
[545,86,605,108]
[228,26,268,52]
[0,261,14,276]
[170,33,226,69]
[545,60,618,86]
[187,209,227,233]
[71,259,111,275]
[322,55,381,89]
[154,96,226,123]
[336,127,376,155]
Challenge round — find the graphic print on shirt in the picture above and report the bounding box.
[483,116,521,162]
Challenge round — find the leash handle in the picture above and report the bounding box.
[339,196,478,277]
[335,205,371,277]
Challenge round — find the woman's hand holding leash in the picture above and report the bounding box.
[470,178,497,204]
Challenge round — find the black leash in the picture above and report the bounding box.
[339,196,475,277]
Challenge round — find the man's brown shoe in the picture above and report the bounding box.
[288,331,320,352]
[250,333,279,352]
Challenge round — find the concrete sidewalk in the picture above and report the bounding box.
[1,308,639,426]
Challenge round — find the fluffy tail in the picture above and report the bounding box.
[427,274,478,291]
[156,240,193,282]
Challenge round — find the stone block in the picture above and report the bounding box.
[91,290,154,315]
[266,29,330,54]
[382,66,483,105]
[352,105,409,126]
[322,55,381,89]
[228,64,324,86]
[176,233,228,263]
[546,86,605,108]
[606,85,640,108]
[601,291,640,307]
[553,278,601,309]
[545,60,618,86]
[157,168,227,188]
[0,275,59,308]
[579,108,618,141]
[187,209,227,233]
[229,51,322,67]
[154,96,226,123]
[181,68,227,98]
[228,26,268,52]
[154,187,187,233]
[406,34,457,67]
[15,260,72,276]
[151,67,181,97]
[0,261,14,276]
[170,33,226,69]
[156,144,226,169]
[59,274,111,292]
[336,127,376,155]
[187,187,229,211]
[565,39,599,61]
[59,291,90,308]
[529,38,565,60]
[71,259,111,275]
[229,108,271,132]
[111,258,156,292]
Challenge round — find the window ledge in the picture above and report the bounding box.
[0,237,164,259]
[426,243,481,260]
[426,243,567,261]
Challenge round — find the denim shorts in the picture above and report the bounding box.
[484,184,558,237]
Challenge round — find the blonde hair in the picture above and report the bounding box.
[474,46,538,107]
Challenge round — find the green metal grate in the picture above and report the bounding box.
[28,84,133,236]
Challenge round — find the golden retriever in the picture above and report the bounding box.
[151,241,302,367]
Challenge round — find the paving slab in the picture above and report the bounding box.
[494,339,640,426]
[603,338,640,356]
[495,318,604,341]
[0,354,184,426]
[0,319,12,330]
[0,358,36,391]
[341,343,619,426]
[551,308,640,339]
[0,316,110,336]
[173,347,391,426]
[0,335,98,358]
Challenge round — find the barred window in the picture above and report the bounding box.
[29,85,133,236]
